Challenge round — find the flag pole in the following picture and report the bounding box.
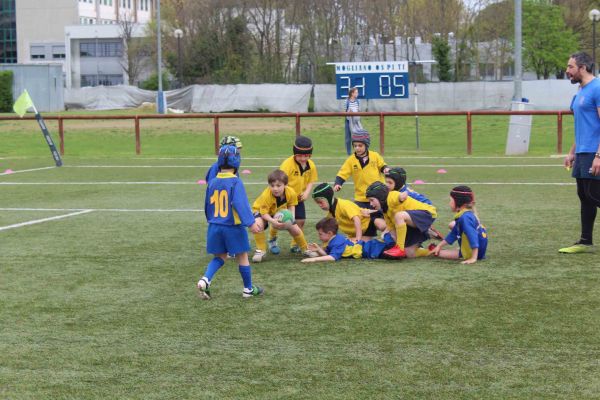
[32,103,63,167]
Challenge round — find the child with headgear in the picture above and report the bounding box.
[250,169,311,263]
[205,136,243,183]
[300,217,396,263]
[429,186,488,264]
[312,182,383,242]
[365,181,437,259]
[197,145,264,300]
[385,167,443,240]
[271,136,318,254]
[333,130,389,209]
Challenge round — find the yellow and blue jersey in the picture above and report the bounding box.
[325,233,363,260]
[279,156,318,201]
[328,198,371,237]
[205,172,254,227]
[325,232,395,261]
[334,150,387,202]
[252,186,299,216]
[400,185,432,205]
[205,162,239,183]
[445,209,488,260]
[384,191,437,228]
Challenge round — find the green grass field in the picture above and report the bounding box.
[1,113,599,399]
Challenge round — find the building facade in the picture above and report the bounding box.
[11,0,154,88]
[0,0,17,63]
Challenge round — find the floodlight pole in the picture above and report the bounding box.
[156,0,165,114]
[174,28,183,88]
[590,9,600,76]
[514,0,522,101]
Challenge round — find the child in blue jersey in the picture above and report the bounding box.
[204,136,243,183]
[197,145,264,299]
[385,167,443,240]
[429,186,488,264]
[300,217,395,263]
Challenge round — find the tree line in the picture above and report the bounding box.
[129,0,597,85]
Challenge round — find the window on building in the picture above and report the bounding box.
[98,41,122,57]
[30,45,46,60]
[52,45,66,59]
[81,74,123,87]
[0,0,17,63]
[80,43,96,57]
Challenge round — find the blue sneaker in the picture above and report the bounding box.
[242,286,264,298]
[268,238,281,255]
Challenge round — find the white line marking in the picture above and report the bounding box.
[0,209,93,232]
[0,208,202,212]
[63,164,563,168]
[139,155,563,160]
[0,181,575,186]
[0,166,55,176]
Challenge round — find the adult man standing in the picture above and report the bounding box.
[560,52,600,253]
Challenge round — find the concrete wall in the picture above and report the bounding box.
[16,0,78,64]
[0,64,64,112]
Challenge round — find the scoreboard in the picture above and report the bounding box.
[332,61,409,100]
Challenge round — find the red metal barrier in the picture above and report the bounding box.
[0,110,572,156]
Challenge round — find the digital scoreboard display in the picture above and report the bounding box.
[333,61,409,100]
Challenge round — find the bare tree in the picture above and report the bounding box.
[118,11,151,85]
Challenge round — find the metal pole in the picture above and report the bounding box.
[156,0,165,113]
[514,0,522,101]
[177,36,182,88]
[594,19,597,76]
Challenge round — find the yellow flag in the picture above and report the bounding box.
[13,90,35,117]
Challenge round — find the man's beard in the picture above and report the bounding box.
[568,73,581,84]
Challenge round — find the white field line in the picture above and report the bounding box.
[140,155,565,160]
[63,164,564,168]
[0,181,575,186]
[0,166,56,176]
[0,209,93,232]
[0,208,202,212]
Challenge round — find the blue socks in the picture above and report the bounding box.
[204,258,252,289]
[238,265,252,289]
[204,257,225,281]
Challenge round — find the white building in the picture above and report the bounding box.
[14,0,155,88]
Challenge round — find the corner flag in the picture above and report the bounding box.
[13,89,62,167]
[13,90,34,117]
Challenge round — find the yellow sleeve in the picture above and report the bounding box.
[286,187,299,207]
[376,152,387,171]
[279,157,295,177]
[309,160,319,182]
[252,188,273,215]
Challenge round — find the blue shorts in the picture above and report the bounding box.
[572,153,600,180]
[206,223,250,255]
[405,210,434,247]
[295,201,306,220]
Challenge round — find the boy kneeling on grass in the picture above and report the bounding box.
[429,185,488,264]
[301,217,396,263]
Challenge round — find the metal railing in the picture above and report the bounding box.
[0,110,573,155]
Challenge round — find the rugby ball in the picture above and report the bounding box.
[274,209,295,228]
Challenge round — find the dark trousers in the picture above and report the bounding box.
[344,119,352,155]
[576,178,600,244]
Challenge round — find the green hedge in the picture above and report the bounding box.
[0,70,13,112]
